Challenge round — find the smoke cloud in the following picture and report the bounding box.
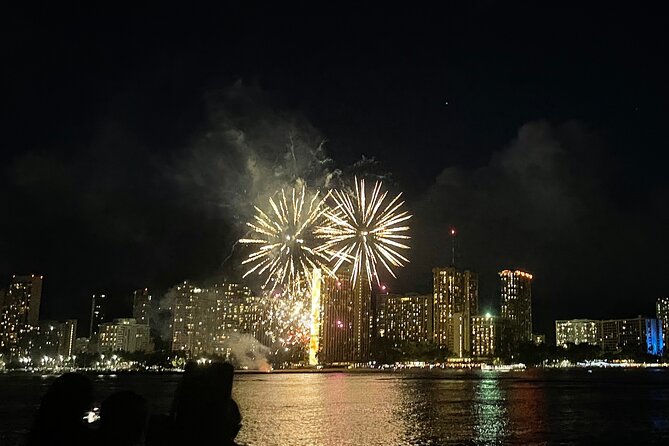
[171,82,343,226]
[399,120,667,333]
[223,331,271,371]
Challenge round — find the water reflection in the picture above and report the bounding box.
[320,373,405,445]
[473,372,508,444]
[5,370,669,445]
[396,370,483,445]
[233,373,407,446]
[505,372,547,444]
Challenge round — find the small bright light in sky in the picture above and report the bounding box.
[485,312,492,318]
[450,228,456,235]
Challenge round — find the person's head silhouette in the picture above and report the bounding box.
[28,373,93,446]
[172,361,236,442]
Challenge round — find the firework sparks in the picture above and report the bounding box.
[240,186,333,294]
[318,177,411,287]
[245,290,311,350]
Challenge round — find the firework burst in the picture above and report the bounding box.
[240,186,333,294]
[317,177,411,287]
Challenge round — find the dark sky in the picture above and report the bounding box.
[2,4,668,339]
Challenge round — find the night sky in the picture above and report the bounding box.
[3,4,668,339]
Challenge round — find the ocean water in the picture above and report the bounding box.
[2,368,669,445]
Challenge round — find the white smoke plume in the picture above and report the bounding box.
[223,331,271,371]
[171,81,343,227]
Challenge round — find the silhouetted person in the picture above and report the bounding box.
[28,372,93,446]
[169,360,199,421]
[223,398,243,446]
[171,361,235,443]
[97,390,148,446]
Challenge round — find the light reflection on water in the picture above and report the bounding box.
[234,373,406,446]
[474,374,508,444]
[234,372,533,445]
[231,370,669,445]
[3,369,669,445]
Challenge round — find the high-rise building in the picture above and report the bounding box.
[384,294,432,346]
[555,319,600,347]
[656,297,669,353]
[34,321,62,358]
[99,318,151,353]
[599,317,663,356]
[371,288,388,340]
[60,319,77,357]
[558,316,663,356]
[171,281,218,356]
[210,281,255,358]
[132,288,152,326]
[432,267,478,356]
[240,294,273,346]
[35,320,79,358]
[499,269,533,351]
[170,280,255,357]
[319,268,371,364]
[211,282,252,333]
[471,315,499,357]
[0,275,43,355]
[89,294,107,337]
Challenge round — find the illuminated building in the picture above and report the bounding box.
[170,281,218,356]
[34,321,61,357]
[211,281,252,332]
[170,280,256,357]
[432,267,478,356]
[35,319,79,358]
[132,288,152,325]
[555,316,664,356]
[656,297,669,353]
[74,337,90,354]
[210,281,254,357]
[309,269,322,365]
[60,319,77,357]
[240,294,273,346]
[99,318,150,353]
[555,319,600,347]
[471,315,498,357]
[371,287,388,339]
[89,293,107,337]
[0,275,43,355]
[499,269,533,351]
[600,317,663,356]
[384,293,432,346]
[319,268,371,364]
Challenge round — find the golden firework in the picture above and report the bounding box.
[317,177,411,288]
[240,186,333,294]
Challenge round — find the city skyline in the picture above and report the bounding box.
[3,267,668,365]
[2,230,668,339]
[3,5,668,343]
[3,262,667,345]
